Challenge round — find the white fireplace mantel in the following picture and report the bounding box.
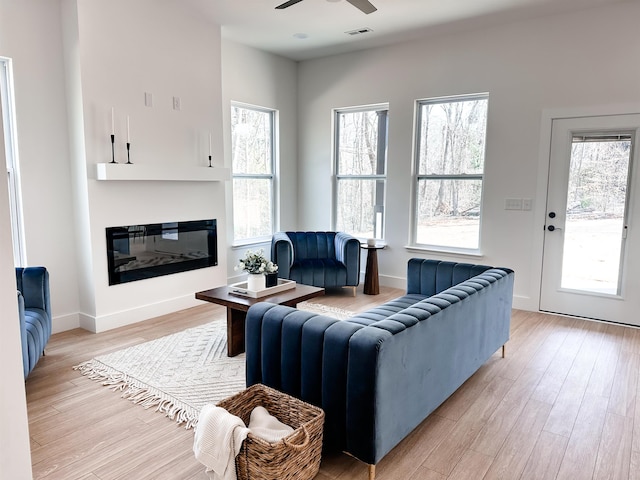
[95,163,230,182]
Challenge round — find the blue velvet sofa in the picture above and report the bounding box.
[245,259,514,477]
[271,231,360,291]
[16,267,52,379]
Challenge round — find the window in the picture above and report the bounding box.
[1,57,25,266]
[230,104,276,244]
[334,105,388,240]
[412,94,488,250]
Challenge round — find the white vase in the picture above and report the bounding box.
[247,273,265,292]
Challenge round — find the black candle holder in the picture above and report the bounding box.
[126,142,132,164]
[208,155,212,168]
[110,134,116,163]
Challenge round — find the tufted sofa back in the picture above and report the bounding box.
[406,258,493,297]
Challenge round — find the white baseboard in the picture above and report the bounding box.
[78,295,207,334]
[51,312,81,334]
[378,274,406,290]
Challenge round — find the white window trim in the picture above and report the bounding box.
[230,102,278,246]
[409,93,488,255]
[1,57,26,267]
[332,103,389,241]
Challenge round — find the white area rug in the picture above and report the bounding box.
[73,301,354,428]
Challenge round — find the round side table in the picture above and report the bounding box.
[360,244,385,295]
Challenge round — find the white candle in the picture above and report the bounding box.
[127,116,130,142]
[111,107,115,135]
[208,133,212,156]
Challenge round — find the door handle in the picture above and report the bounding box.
[547,225,562,232]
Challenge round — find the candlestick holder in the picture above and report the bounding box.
[126,142,132,164]
[208,155,212,168]
[110,134,116,163]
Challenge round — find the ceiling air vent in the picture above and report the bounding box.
[345,27,373,36]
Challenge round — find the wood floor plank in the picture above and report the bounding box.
[519,430,568,480]
[608,351,639,418]
[531,319,589,406]
[375,414,455,480]
[542,321,605,437]
[555,394,609,480]
[409,467,447,480]
[470,368,544,457]
[447,450,493,480]
[422,375,514,476]
[593,412,633,480]
[585,325,621,399]
[481,399,552,480]
[629,451,640,480]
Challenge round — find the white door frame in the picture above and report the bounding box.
[526,103,640,314]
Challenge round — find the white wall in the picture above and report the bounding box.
[221,40,298,281]
[0,72,33,479]
[0,0,81,333]
[68,0,228,332]
[297,2,640,309]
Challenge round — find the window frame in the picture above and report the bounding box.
[1,57,26,266]
[230,102,278,246]
[332,104,389,241]
[410,93,489,254]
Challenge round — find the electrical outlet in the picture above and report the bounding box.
[144,92,153,107]
[173,96,181,111]
[522,198,533,211]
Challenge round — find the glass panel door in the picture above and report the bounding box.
[540,114,640,326]
[560,135,632,295]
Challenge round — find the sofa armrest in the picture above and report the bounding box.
[334,232,361,286]
[271,232,294,279]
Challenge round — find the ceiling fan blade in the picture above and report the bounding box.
[345,0,377,14]
[275,0,304,9]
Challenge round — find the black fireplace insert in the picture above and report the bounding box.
[106,219,217,285]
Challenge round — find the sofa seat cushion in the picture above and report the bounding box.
[290,259,348,288]
[346,294,428,326]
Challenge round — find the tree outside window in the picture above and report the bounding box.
[413,95,488,250]
[231,104,276,243]
[334,106,388,240]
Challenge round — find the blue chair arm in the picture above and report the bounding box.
[334,232,361,286]
[271,232,294,279]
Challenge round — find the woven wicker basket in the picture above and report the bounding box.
[217,383,325,480]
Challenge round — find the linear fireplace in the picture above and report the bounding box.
[106,219,217,286]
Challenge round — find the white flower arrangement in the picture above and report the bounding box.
[234,249,278,275]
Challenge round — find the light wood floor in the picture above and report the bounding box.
[26,285,640,479]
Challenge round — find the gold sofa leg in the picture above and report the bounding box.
[369,464,376,480]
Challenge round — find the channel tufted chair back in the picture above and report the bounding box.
[271,231,360,291]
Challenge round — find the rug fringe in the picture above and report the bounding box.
[73,359,199,429]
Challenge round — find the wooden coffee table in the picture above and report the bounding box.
[195,284,324,357]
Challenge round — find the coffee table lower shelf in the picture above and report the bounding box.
[195,284,325,357]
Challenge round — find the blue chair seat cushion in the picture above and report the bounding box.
[290,259,348,288]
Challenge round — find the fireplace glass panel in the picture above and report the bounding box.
[106,219,217,285]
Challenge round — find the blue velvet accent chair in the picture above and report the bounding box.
[271,231,361,292]
[16,267,52,379]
